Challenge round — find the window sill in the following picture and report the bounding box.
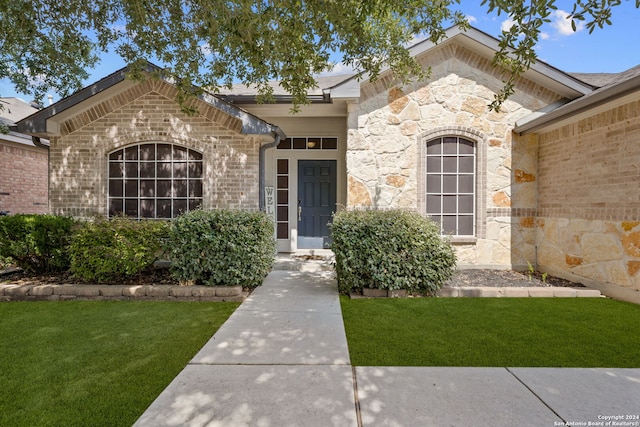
[448,236,477,244]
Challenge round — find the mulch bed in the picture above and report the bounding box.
[1,267,584,288]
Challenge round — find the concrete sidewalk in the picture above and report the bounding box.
[134,270,640,427]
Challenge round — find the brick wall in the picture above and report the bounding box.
[49,79,261,218]
[536,97,640,301]
[0,140,48,214]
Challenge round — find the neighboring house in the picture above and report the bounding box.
[15,26,640,303]
[0,97,49,214]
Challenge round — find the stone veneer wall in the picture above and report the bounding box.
[346,41,559,268]
[49,79,260,218]
[0,140,48,214]
[535,97,640,302]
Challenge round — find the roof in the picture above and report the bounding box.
[515,64,640,134]
[15,62,285,139]
[0,97,40,126]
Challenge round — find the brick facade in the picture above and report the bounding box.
[534,98,640,297]
[49,79,261,218]
[0,140,48,214]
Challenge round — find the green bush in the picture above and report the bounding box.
[330,209,456,295]
[165,209,275,288]
[0,214,76,273]
[69,217,169,283]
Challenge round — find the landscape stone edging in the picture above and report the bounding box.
[357,286,602,298]
[0,283,245,302]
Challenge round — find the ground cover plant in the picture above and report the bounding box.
[0,301,239,427]
[341,297,640,368]
[331,209,456,295]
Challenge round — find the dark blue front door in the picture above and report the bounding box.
[297,160,337,249]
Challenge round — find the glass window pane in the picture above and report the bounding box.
[443,157,457,172]
[125,180,138,197]
[157,180,172,197]
[442,216,457,235]
[293,138,306,149]
[109,199,123,216]
[189,162,203,177]
[189,199,202,211]
[109,180,123,197]
[322,138,337,149]
[139,144,154,160]
[459,175,474,193]
[459,156,474,173]
[189,180,203,198]
[277,189,288,204]
[459,138,474,154]
[426,140,441,155]
[174,180,187,197]
[429,215,442,229]
[277,138,292,150]
[125,146,138,160]
[442,137,458,154]
[140,180,155,197]
[109,162,124,178]
[443,175,457,193]
[125,162,138,178]
[157,200,171,218]
[157,144,172,160]
[277,206,288,221]
[443,195,457,213]
[140,199,155,218]
[277,159,288,174]
[307,137,321,149]
[174,199,187,216]
[426,195,441,214]
[426,157,441,173]
[188,149,202,161]
[157,162,172,178]
[140,163,155,178]
[277,176,288,189]
[109,150,124,161]
[459,195,474,213]
[173,162,187,178]
[125,199,138,217]
[459,215,474,235]
[426,175,441,193]
[277,223,288,239]
[173,146,187,160]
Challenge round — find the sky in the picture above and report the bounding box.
[1,0,639,103]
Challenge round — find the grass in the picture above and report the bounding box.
[0,301,239,427]
[341,297,640,368]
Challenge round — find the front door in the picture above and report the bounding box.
[297,160,337,249]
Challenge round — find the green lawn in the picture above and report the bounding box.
[0,301,239,427]
[341,297,640,367]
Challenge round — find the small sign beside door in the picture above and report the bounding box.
[265,187,276,220]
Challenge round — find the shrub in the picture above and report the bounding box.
[330,209,456,295]
[69,217,169,283]
[165,209,275,288]
[0,214,76,273]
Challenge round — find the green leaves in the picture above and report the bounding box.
[165,209,276,288]
[330,209,457,295]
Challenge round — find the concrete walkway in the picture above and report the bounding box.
[134,270,640,427]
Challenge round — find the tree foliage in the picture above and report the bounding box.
[0,0,636,111]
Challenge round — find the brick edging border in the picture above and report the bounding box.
[0,284,246,302]
[354,286,602,298]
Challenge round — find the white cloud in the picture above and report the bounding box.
[540,32,551,40]
[316,62,358,77]
[467,15,477,24]
[551,10,585,36]
[501,18,516,32]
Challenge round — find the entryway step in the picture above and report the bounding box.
[274,250,335,272]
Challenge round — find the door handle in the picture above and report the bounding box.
[298,205,302,222]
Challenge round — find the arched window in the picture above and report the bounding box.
[108,143,203,219]
[425,136,476,236]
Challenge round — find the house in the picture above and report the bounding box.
[0,97,49,214]
[15,26,640,303]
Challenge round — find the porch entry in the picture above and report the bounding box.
[297,160,337,249]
